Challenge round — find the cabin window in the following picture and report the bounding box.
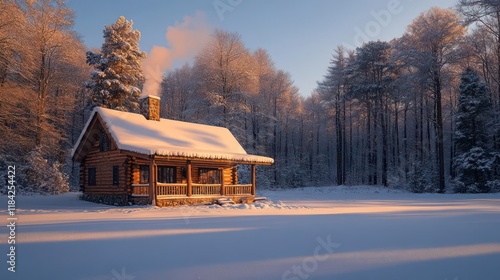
[158,166,176,183]
[99,131,110,152]
[139,165,150,184]
[88,168,96,186]
[181,167,187,179]
[199,168,221,184]
[112,166,119,185]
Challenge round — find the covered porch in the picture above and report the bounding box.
[129,155,262,206]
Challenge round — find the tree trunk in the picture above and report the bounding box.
[394,100,400,170]
[434,74,446,193]
[367,103,373,184]
[403,103,409,178]
[381,97,388,187]
[336,97,343,185]
[36,51,49,147]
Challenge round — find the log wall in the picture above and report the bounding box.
[81,142,128,195]
[80,147,243,206]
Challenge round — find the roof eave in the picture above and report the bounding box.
[119,149,274,165]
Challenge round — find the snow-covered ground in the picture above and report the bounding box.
[1,186,500,280]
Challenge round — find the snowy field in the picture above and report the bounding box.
[1,186,500,280]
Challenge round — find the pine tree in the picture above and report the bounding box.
[85,16,146,112]
[454,68,494,193]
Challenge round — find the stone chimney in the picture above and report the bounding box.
[139,95,161,121]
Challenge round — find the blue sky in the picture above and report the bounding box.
[67,0,458,96]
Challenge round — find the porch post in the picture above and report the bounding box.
[150,156,157,205]
[251,164,256,196]
[220,168,225,196]
[187,160,192,197]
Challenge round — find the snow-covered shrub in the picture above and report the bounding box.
[50,161,70,194]
[453,147,493,193]
[407,162,437,193]
[388,167,406,189]
[26,147,69,194]
[282,161,306,188]
[486,180,500,193]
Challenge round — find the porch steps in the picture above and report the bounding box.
[214,196,267,205]
[215,198,236,206]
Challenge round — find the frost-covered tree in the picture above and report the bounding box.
[0,0,24,85]
[317,46,349,186]
[458,0,500,180]
[357,41,393,187]
[1,0,87,193]
[408,162,438,193]
[403,7,465,192]
[458,0,500,101]
[454,68,495,193]
[26,146,69,194]
[195,29,253,128]
[86,16,146,112]
[160,64,199,121]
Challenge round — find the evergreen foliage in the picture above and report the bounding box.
[454,68,495,192]
[85,16,146,112]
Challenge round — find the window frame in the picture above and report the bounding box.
[112,166,119,186]
[88,168,96,186]
[99,131,111,152]
[139,165,150,184]
[157,166,176,184]
[198,168,221,184]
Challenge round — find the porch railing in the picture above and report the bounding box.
[131,184,149,197]
[157,183,188,196]
[192,184,222,196]
[224,184,252,195]
[138,183,254,198]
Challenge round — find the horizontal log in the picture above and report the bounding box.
[87,153,124,159]
[86,158,124,162]
[85,158,126,163]
[84,191,127,195]
[84,186,125,190]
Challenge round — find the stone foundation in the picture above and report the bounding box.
[79,194,255,207]
[80,194,129,206]
[155,196,255,207]
[131,196,150,205]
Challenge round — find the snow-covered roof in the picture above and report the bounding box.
[72,107,274,165]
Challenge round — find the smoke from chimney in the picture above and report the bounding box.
[141,12,212,97]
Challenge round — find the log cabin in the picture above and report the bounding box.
[71,95,274,206]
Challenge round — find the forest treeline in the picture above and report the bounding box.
[1,0,499,193]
